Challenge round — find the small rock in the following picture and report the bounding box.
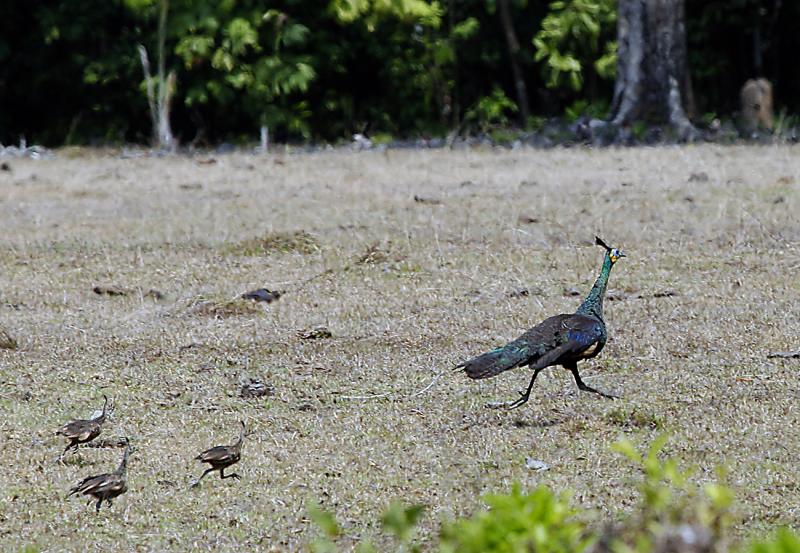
[563,287,581,297]
[352,133,372,150]
[0,162,11,171]
[241,288,282,303]
[517,214,539,224]
[413,195,442,205]
[93,285,128,296]
[651,289,678,298]
[0,328,18,350]
[525,457,550,471]
[297,326,333,340]
[240,378,274,399]
[357,242,389,264]
[145,289,165,301]
[508,287,543,298]
[688,172,709,182]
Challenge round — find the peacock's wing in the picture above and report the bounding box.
[69,473,109,497]
[458,314,573,379]
[89,474,126,497]
[197,445,235,464]
[529,314,605,369]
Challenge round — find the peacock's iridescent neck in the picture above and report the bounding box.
[575,253,613,320]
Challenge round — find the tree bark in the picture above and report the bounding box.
[608,0,698,139]
[155,0,175,150]
[496,0,530,125]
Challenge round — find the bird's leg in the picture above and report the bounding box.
[95,498,102,512]
[192,468,215,487]
[569,365,618,399]
[506,369,542,410]
[59,442,75,462]
[222,472,241,480]
[107,500,113,507]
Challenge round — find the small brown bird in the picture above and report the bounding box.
[192,421,245,487]
[56,395,110,460]
[68,438,130,512]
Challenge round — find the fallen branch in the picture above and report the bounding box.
[338,370,445,401]
[767,351,800,359]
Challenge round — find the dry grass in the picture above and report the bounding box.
[0,145,799,550]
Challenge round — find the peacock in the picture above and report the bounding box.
[56,395,111,461]
[192,421,246,487]
[457,237,625,409]
[68,438,130,512]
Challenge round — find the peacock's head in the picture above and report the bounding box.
[595,236,625,264]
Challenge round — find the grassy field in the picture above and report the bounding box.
[0,145,798,551]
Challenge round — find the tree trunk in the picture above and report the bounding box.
[496,0,530,125]
[608,0,697,139]
[155,0,175,150]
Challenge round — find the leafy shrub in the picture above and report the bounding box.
[533,0,617,91]
[439,484,590,553]
[308,437,799,552]
[464,87,518,132]
[746,529,800,553]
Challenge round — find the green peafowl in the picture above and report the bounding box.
[192,421,245,487]
[56,395,110,461]
[457,237,625,409]
[67,438,130,512]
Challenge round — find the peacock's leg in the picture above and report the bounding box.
[58,442,74,463]
[506,368,543,409]
[569,364,618,399]
[191,467,215,487]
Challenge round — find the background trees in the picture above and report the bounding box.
[0,0,796,146]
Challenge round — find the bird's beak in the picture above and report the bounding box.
[618,250,626,258]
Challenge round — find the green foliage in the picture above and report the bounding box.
[168,3,316,136]
[533,0,616,91]
[381,502,425,546]
[5,0,800,144]
[746,528,800,553]
[465,87,518,132]
[308,502,341,553]
[611,435,734,550]
[307,501,426,552]
[307,437,800,553]
[564,99,609,122]
[439,484,591,553]
[331,0,442,29]
[773,110,800,142]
